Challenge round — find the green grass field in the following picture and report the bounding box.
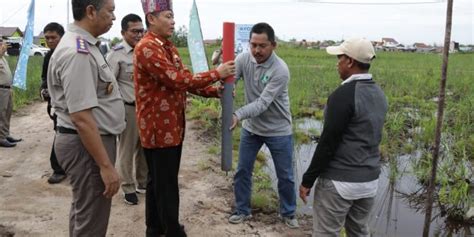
[7,47,473,215]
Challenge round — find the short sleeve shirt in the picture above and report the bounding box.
[106,41,135,103]
[47,23,125,135]
[0,56,12,86]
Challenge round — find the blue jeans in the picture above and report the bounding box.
[233,128,296,217]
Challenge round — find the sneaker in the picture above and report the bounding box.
[136,186,146,194]
[124,193,138,205]
[282,216,299,229]
[228,212,252,224]
[47,173,66,184]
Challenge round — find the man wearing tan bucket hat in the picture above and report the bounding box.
[299,38,388,236]
[135,0,235,236]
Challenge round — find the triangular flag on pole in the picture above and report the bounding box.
[187,0,209,73]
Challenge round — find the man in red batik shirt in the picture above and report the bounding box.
[135,1,235,236]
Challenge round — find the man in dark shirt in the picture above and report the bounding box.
[300,38,388,236]
[40,22,66,184]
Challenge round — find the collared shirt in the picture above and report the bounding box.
[133,31,221,148]
[234,51,292,137]
[106,40,135,103]
[0,56,12,86]
[341,73,373,85]
[47,23,126,135]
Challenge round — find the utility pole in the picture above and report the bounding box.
[66,0,70,25]
[422,0,454,236]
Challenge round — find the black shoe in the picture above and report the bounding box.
[47,173,67,184]
[0,139,16,148]
[124,193,138,205]
[6,136,22,143]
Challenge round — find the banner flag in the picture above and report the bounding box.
[187,0,209,73]
[13,0,35,90]
[234,24,253,55]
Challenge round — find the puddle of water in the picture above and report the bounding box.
[260,118,473,236]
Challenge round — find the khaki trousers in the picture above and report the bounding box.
[0,88,12,140]
[55,133,117,237]
[117,104,147,194]
[312,178,374,237]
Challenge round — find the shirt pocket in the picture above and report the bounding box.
[125,62,134,81]
[97,66,114,98]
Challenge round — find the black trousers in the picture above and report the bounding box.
[47,100,65,175]
[144,145,186,237]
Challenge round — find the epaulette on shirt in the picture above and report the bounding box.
[112,45,124,51]
[76,37,89,54]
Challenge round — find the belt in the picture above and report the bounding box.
[57,126,114,137]
[0,85,11,89]
[57,126,78,134]
[124,101,135,106]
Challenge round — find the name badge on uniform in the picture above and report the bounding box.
[106,82,114,95]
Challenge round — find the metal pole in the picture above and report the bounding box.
[220,22,235,172]
[422,0,453,236]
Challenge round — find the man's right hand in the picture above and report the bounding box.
[100,165,120,199]
[216,60,235,79]
[299,185,311,204]
[0,43,7,57]
[40,88,50,101]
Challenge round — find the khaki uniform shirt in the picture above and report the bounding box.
[0,56,12,86]
[106,41,135,103]
[47,23,125,135]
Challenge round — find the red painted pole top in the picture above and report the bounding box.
[222,22,235,83]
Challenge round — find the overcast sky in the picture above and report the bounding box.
[0,0,472,45]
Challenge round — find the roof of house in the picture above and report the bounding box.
[0,27,23,38]
[414,43,430,48]
[382,37,398,44]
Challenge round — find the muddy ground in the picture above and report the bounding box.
[0,102,312,237]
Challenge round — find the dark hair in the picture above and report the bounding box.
[121,14,142,31]
[72,0,105,21]
[145,12,159,28]
[250,22,275,43]
[354,61,371,70]
[43,22,65,37]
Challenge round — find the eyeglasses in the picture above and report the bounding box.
[128,29,145,35]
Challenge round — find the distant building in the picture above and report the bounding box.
[459,46,474,52]
[413,42,433,53]
[449,41,459,53]
[203,39,220,46]
[0,27,23,39]
[381,37,399,50]
[35,31,46,47]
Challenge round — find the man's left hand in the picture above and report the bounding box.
[216,84,235,98]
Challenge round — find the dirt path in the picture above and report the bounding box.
[0,102,311,237]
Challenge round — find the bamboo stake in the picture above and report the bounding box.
[422,0,454,236]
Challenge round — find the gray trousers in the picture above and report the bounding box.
[55,133,117,237]
[117,104,147,194]
[0,88,12,140]
[312,178,374,237]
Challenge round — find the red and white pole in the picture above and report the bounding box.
[221,22,235,172]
